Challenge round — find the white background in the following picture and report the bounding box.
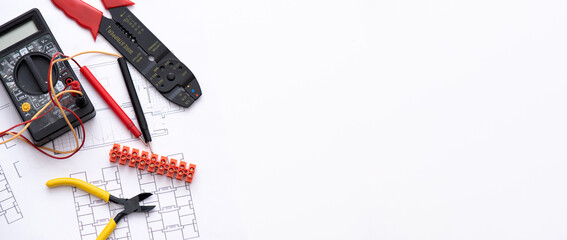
[2,0,567,239]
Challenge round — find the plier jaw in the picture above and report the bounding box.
[109,192,155,222]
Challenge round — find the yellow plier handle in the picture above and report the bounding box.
[97,219,117,240]
[47,178,116,240]
[46,178,110,202]
[47,177,154,240]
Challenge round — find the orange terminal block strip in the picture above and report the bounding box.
[109,143,196,183]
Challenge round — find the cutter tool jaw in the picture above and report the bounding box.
[111,192,155,223]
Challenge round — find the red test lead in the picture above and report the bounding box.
[79,66,143,141]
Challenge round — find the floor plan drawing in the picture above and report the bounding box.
[0,103,9,111]
[0,135,17,150]
[0,103,18,150]
[48,61,185,153]
[138,153,199,240]
[12,161,22,178]
[70,166,132,240]
[0,164,23,224]
[49,107,169,152]
[0,59,204,239]
[66,160,200,240]
[75,61,186,118]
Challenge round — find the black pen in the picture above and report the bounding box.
[118,57,152,152]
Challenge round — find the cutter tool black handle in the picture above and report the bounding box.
[52,0,202,108]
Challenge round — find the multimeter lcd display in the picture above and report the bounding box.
[0,20,38,52]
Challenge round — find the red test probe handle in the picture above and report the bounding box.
[80,66,142,138]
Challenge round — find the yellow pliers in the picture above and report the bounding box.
[46,178,155,240]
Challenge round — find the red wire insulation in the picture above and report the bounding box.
[0,93,66,135]
[1,107,86,159]
[0,52,86,159]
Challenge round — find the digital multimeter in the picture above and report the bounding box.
[0,8,95,146]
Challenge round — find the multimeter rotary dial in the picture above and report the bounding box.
[14,52,58,95]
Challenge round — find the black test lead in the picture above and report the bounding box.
[118,57,153,152]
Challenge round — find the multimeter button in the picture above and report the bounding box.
[167,72,175,81]
[184,79,202,100]
[21,102,31,112]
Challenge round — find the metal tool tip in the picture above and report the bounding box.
[138,136,152,153]
[137,192,153,201]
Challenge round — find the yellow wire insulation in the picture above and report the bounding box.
[1,51,121,156]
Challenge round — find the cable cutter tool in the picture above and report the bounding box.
[46,178,155,240]
[51,0,202,107]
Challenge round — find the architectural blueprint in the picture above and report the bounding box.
[51,61,185,152]
[138,153,199,240]
[0,62,200,240]
[70,166,132,240]
[0,164,22,224]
